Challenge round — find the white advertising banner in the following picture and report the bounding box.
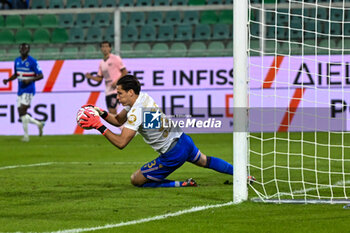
[0,57,233,135]
[249,55,350,89]
[0,56,349,135]
[0,57,233,93]
[0,90,233,135]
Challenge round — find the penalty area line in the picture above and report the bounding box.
[50,202,234,233]
[0,162,143,171]
[0,162,54,170]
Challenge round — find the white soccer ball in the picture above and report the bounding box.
[76,106,99,130]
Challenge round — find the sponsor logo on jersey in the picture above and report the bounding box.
[127,114,137,125]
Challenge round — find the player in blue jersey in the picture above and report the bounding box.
[3,43,45,142]
[79,75,255,188]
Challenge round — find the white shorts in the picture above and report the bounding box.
[17,93,34,107]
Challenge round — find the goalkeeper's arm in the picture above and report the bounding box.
[103,109,128,127]
[79,111,135,149]
[103,126,136,149]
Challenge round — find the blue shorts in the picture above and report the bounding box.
[140,133,201,181]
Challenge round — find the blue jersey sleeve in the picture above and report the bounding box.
[31,58,42,75]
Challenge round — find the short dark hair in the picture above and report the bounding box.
[100,41,111,47]
[117,75,141,95]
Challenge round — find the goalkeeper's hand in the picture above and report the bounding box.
[81,104,109,119]
[80,111,103,129]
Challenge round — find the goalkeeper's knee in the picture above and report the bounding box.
[130,170,147,187]
[194,153,208,167]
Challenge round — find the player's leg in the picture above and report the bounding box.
[26,114,45,136]
[17,94,45,141]
[131,169,183,188]
[130,169,148,186]
[131,169,196,188]
[131,157,196,188]
[17,100,30,142]
[191,148,255,183]
[163,133,254,184]
[182,133,233,175]
[22,94,44,135]
[194,153,233,175]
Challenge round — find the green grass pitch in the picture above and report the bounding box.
[0,133,350,233]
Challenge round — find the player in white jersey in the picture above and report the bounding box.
[122,91,183,154]
[80,75,255,187]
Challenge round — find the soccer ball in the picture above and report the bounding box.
[76,106,99,130]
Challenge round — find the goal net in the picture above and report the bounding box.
[246,0,350,204]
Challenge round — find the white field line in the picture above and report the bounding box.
[0,162,143,171]
[50,202,234,233]
[0,162,234,233]
[0,162,55,170]
[9,163,349,231]
[2,203,234,233]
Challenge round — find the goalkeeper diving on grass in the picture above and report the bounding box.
[78,75,255,187]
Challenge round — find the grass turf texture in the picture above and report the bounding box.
[0,133,349,232]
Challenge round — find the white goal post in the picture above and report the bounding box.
[233,0,248,203]
[234,0,350,204]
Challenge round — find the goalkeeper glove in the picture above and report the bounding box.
[81,104,109,119]
[80,111,108,135]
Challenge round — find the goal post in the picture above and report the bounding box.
[233,0,249,203]
[234,0,350,204]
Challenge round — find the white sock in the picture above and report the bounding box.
[21,115,29,137]
[26,114,41,126]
